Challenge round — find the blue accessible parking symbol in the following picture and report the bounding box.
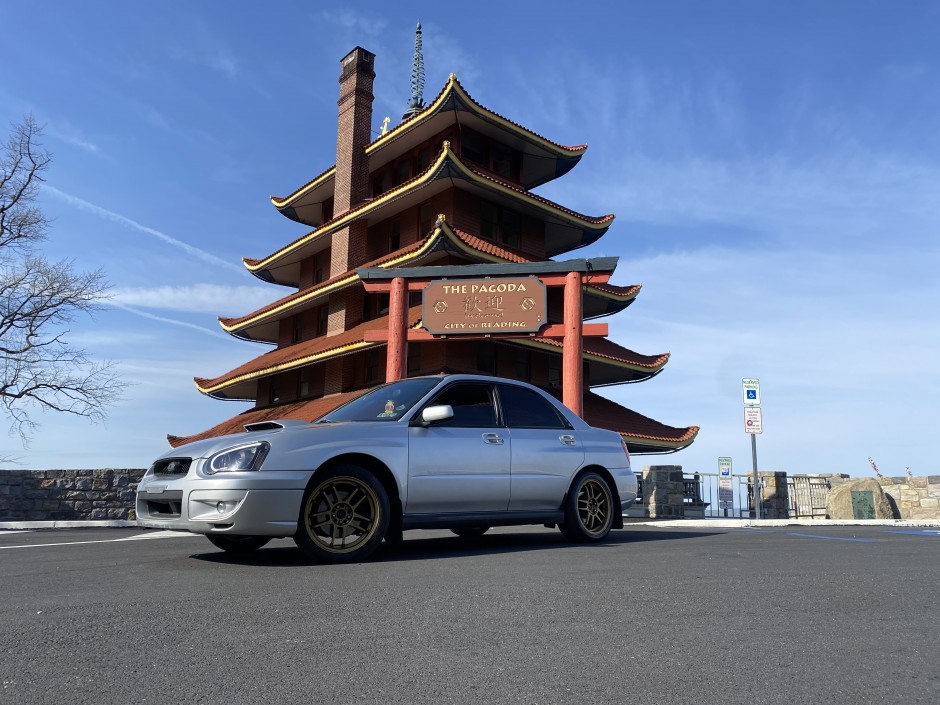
[746,390,757,400]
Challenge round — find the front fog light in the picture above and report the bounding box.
[216,502,226,514]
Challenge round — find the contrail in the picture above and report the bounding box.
[108,302,231,340]
[42,185,248,275]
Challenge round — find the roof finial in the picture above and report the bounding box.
[403,21,425,120]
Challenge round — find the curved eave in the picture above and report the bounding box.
[194,339,380,400]
[367,75,587,189]
[198,320,661,401]
[226,222,634,343]
[268,75,588,225]
[514,338,669,385]
[246,143,613,278]
[270,166,336,225]
[621,429,700,455]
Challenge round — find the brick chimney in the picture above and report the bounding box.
[328,47,375,337]
[330,46,374,278]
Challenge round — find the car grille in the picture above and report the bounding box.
[151,458,192,477]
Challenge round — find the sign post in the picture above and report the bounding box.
[742,378,762,519]
[718,457,733,517]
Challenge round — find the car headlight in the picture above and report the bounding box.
[205,441,271,474]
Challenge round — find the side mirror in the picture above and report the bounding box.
[420,404,453,426]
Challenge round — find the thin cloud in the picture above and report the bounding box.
[42,186,247,274]
[320,9,388,36]
[112,284,274,316]
[44,119,101,154]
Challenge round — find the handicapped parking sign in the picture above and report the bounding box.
[742,378,761,405]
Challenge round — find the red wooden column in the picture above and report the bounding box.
[385,276,408,382]
[563,271,583,417]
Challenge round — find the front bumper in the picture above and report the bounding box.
[136,470,311,537]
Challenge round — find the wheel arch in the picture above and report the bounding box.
[568,464,624,530]
[313,452,403,522]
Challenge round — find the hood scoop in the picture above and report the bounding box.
[243,419,309,433]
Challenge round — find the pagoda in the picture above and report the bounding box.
[168,35,698,454]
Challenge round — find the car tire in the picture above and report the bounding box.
[294,465,390,563]
[450,527,490,538]
[206,535,272,553]
[560,471,614,543]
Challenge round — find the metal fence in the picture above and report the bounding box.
[634,471,765,518]
[787,476,831,518]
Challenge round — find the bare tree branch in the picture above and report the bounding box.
[0,116,125,445]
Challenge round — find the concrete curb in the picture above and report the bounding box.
[622,518,940,528]
[0,520,138,530]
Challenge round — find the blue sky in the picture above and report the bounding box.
[1,1,938,478]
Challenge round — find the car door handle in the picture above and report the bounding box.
[482,433,504,445]
[559,434,577,446]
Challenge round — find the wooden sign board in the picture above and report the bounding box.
[422,277,547,335]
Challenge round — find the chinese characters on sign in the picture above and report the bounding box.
[422,277,547,335]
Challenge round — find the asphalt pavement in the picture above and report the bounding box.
[1,524,938,705]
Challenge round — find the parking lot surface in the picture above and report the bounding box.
[1,525,937,704]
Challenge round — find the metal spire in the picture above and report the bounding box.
[403,21,425,120]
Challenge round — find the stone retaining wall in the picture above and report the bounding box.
[0,469,146,521]
[830,475,940,520]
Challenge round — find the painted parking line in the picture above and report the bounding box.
[881,529,940,537]
[0,531,200,550]
[786,533,881,543]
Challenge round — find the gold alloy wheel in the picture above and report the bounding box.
[304,476,381,554]
[576,477,612,537]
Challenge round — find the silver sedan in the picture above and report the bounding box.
[137,374,638,562]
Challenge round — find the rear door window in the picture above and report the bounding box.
[497,385,569,429]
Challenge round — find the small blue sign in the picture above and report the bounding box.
[746,390,757,400]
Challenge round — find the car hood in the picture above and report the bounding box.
[152,420,403,462]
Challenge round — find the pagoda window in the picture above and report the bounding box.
[461,130,487,166]
[365,348,382,384]
[491,144,520,181]
[407,345,421,374]
[480,200,522,248]
[315,304,328,336]
[416,145,433,173]
[419,202,435,236]
[514,348,531,381]
[389,220,401,251]
[460,128,522,182]
[409,291,421,307]
[313,250,330,285]
[298,367,312,398]
[323,197,334,223]
[363,292,389,321]
[548,356,561,388]
[394,159,411,186]
[291,316,303,344]
[476,342,496,375]
[269,376,281,404]
[372,170,391,198]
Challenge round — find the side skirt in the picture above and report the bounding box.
[402,510,565,531]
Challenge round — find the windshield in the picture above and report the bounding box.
[316,378,441,423]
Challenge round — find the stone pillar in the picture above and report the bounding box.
[759,471,789,519]
[643,465,685,519]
